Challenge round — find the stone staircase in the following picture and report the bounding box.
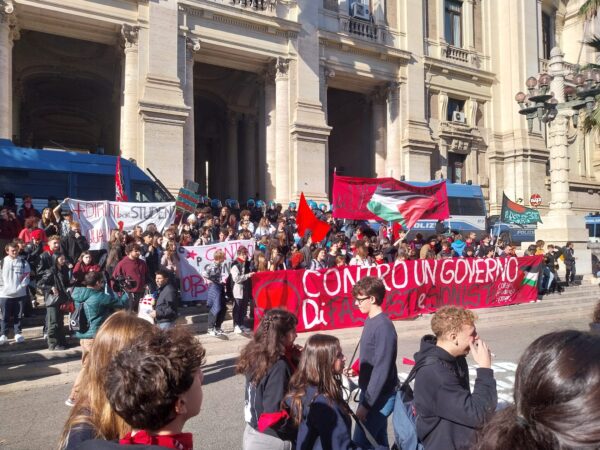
[0,285,597,391]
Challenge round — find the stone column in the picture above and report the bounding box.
[183,37,200,183]
[372,87,386,177]
[320,65,334,188]
[463,0,475,50]
[386,81,402,178]
[0,2,15,140]
[120,24,140,162]
[264,67,277,201]
[275,57,290,203]
[226,111,239,199]
[243,114,257,200]
[547,48,571,213]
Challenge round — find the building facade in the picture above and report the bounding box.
[0,0,599,215]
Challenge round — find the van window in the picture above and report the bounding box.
[449,197,486,216]
[74,174,114,200]
[131,181,169,203]
[0,169,68,200]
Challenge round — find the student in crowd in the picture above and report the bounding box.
[59,312,154,450]
[237,309,300,450]
[563,241,576,286]
[591,300,600,335]
[18,194,41,222]
[72,251,101,287]
[38,253,71,351]
[230,246,254,334]
[286,333,387,450]
[65,271,128,406]
[347,277,397,448]
[150,269,179,330]
[0,242,31,345]
[92,327,206,450]
[202,249,229,336]
[112,243,149,312]
[413,306,497,450]
[472,330,600,450]
[61,221,90,265]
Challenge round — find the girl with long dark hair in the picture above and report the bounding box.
[237,309,299,450]
[472,330,600,450]
[285,334,378,450]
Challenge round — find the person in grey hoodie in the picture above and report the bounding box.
[0,242,31,344]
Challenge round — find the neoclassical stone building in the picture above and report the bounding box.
[0,0,599,214]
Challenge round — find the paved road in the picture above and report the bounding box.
[0,316,590,450]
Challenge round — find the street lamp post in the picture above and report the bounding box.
[514,47,596,276]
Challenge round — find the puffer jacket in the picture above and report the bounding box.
[71,286,128,339]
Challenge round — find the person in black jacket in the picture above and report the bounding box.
[413,306,497,450]
[60,221,90,265]
[38,253,71,350]
[150,269,178,330]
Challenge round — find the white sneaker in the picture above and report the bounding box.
[14,334,24,343]
[216,328,225,336]
[234,325,243,334]
[207,328,218,336]
[65,398,75,407]
[241,326,252,333]
[43,333,48,340]
[0,335,7,345]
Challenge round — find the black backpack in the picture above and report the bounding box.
[70,302,89,333]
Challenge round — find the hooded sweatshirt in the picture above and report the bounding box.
[0,256,31,298]
[413,335,497,450]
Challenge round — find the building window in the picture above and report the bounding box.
[447,97,465,122]
[542,12,554,60]
[445,0,462,47]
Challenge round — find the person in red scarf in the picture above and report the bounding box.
[101,327,206,450]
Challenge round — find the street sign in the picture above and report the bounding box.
[530,193,542,207]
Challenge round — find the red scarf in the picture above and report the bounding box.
[120,430,193,450]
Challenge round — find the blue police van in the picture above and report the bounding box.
[0,139,170,208]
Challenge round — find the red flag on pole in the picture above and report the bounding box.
[115,155,128,202]
[297,193,330,243]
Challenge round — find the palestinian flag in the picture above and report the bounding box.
[501,193,542,225]
[367,186,436,229]
[519,259,541,288]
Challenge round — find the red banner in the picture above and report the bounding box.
[252,256,542,332]
[331,173,450,221]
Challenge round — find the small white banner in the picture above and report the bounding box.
[178,239,255,302]
[66,199,176,250]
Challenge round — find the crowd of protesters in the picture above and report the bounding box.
[0,192,582,349]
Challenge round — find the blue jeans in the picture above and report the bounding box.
[157,321,175,330]
[0,296,26,337]
[353,394,395,448]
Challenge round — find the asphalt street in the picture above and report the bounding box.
[0,315,591,450]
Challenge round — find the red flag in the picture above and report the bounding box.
[115,155,128,202]
[297,193,330,243]
[331,173,449,222]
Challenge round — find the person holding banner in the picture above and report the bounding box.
[202,250,229,336]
